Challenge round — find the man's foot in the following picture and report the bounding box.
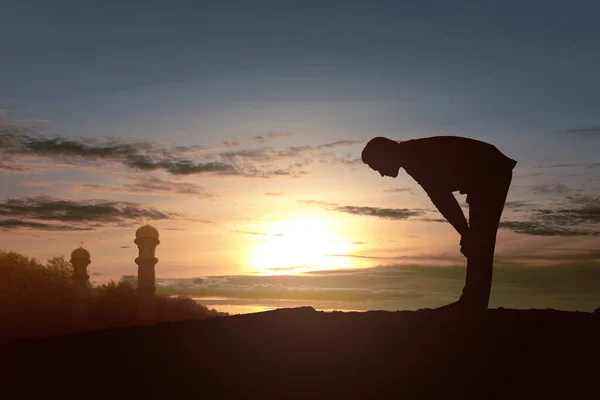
[435,299,487,315]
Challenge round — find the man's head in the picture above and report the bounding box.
[361,136,402,178]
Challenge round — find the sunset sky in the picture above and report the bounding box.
[2,1,600,312]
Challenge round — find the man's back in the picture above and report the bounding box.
[399,136,517,194]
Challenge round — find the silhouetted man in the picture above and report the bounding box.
[361,136,517,313]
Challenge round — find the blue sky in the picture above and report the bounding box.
[4,1,600,142]
[2,0,600,312]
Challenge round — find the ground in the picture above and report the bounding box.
[1,307,599,399]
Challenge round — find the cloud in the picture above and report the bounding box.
[557,127,600,136]
[84,176,214,198]
[222,140,240,147]
[0,128,139,160]
[499,195,600,236]
[0,219,92,231]
[122,176,213,196]
[250,132,300,143]
[335,206,423,220]
[298,199,424,220]
[218,140,363,165]
[499,221,599,237]
[334,157,362,166]
[154,260,600,311]
[218,146,313,162]
[0,125,259,177]
[384,188,414,194]
[504,200,534,210]
[1,123,358,178]
[532,183,573,195]
[538,163,583,169]
[265,192,284,197]
[309,190,600,237]
[315,140,364,149]
[155,272,425,304]
[0,160,32,173]
[0,196,178,231]
[121,155,238,175]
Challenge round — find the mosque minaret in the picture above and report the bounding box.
[70,246,91,325]
[135,224,160,324]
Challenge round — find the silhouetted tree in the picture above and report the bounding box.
[88,280,138,328]
[0,250,228,342]
[156,295,224,322]
[0,251,73,341]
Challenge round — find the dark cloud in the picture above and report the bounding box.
[407,189,600,236]
[219,146,313,162]
[250,132,299,143]
[0,196,178,231]
[315,140,364,149]
[335,205,423,220]
[123,176,212,196]
[219,140,362,164]
[557,127,600,136]
[495,248,600,263]
[301,189,600,236]
[532,183,573,195]
[1,124,362,177]
[499,221,598,236]
[85,176,214,198]
[120,245,131,249]
[122,155,238,175]
[384,188,414,194]
[0,126,226,175]
[0,219,92,231]
[299,199,424,220]
[504,200,534,210]
[419,218,447,223]
[0,126,287,177]
[538,163,583,169]
[335,157,362,166]
[499,195,600,236]
[0,127,139,160]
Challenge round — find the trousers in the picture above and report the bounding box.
[460,169,513,308]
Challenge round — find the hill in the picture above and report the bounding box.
[1,307,599,399]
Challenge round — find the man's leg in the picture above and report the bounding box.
[460,171,512,310]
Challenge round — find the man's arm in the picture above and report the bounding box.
[425,189,469,236]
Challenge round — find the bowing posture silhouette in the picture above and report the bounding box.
[362,136,517,313]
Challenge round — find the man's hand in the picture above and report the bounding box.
[425,190,469,237]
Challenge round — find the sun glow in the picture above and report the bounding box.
[250,214,352,274]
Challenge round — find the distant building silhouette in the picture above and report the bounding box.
[135,224,160,324]
[70,246,91,326]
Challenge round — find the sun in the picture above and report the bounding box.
[250,214,352,274]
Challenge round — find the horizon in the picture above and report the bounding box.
[2,0,600,313]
